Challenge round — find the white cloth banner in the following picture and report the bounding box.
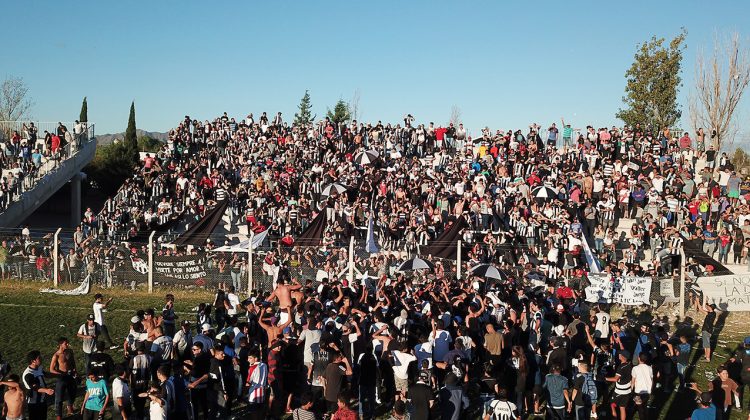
[660,278,676,299]
[40,275,91,296]
[696,274,750,311]
[585,273,651,305]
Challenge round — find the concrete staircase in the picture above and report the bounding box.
[0,137,96,228]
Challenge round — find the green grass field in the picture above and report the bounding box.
[1,280,750,419]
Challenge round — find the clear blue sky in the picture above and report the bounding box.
[3,1,749,139]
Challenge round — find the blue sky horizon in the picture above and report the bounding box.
[3,1,749,142]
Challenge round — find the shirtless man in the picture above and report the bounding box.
[266,277,302,325]
[0,375,24,420]
[258,307,293,348]
[50,337,77,419]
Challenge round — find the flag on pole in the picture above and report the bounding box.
[582,235,601,273]
[365,210,379,254]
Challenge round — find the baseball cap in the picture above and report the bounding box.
[181,320,190,326]
[619,350,631,359]
[418,371,430,384]
[130,316,141,323]
[87,314,95,321]
[744,337,750,346]
[201,323,211,332]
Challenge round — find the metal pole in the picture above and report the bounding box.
[348,236,355,284]
[679,247,686,319]
[53,228,61,287]
[148,231,155,294]
[456,240,462,280]
[247,231,255,294]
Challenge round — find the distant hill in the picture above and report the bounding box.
[96,129,168,145]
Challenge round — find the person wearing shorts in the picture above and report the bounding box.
[608,351,632,420]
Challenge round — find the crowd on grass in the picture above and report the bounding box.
[4,112,750,419]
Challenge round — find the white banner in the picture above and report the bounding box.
[696,274,750,311]
[585,273,651,305]
[659,278,676,299]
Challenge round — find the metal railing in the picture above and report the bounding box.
[0,123,96,213]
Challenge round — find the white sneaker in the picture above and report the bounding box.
[591,411,598,418]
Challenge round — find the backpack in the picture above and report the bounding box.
[579,372,598,403]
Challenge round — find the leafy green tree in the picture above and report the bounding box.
[326,99,351,125]
[138,135,162,152]
[124,101,138,164]
[79,97,88,122]
[294,90,315,126]
[617,29,687,130]
[86,142,137,193]
[733,148,750,174]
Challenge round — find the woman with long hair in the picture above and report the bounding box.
[509,345,529,418]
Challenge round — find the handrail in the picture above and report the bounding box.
[0,124,96,213]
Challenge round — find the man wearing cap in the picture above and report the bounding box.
[688,387,717,420]
[409,370,434,420]
[77,314,101,375]
[92,293,116,349]
[194,324,215,354]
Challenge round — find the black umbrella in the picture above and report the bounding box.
[354,150,380,166]
[469,264,507,280]
[321,183,348,197]
[397,257,434,272]
[532,185,557,200]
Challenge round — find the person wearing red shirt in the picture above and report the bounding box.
[435,126,447,149]
[51,134,61,157]
[331,392,357,420]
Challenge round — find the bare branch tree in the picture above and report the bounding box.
[0,75,33,121]
[350,89,361,121]
[689,32,750,155]
[449,105,462,126]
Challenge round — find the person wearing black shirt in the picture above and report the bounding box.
[88,342,115,382]
[357,345,379,420]
[207,344,234,419]
[700,303,718,362]
[186,342,211,420]
[22,350,55,420]
[409,371,434,420]
[607,351,632,420]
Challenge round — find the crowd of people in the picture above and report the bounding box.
[4,111,750,419]
[0,121,88,212]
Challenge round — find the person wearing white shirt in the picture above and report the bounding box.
[632,353,653,420]
[93,293,116,348]
[112,364,132,419]
[391,343,417,399]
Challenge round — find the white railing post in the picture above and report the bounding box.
[348,236,355,284]
[53,228,61,286]
[679,246,686,319]
[247,231,255,294]
[456,240,462,280]
[148,231,155,294]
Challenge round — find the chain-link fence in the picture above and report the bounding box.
[0,225,696,317]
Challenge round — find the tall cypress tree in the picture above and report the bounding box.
[79,97,88,122]
[124,101,138,164]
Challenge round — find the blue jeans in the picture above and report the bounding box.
[231,270,241,292]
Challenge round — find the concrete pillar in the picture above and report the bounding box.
[70,172,81,228]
